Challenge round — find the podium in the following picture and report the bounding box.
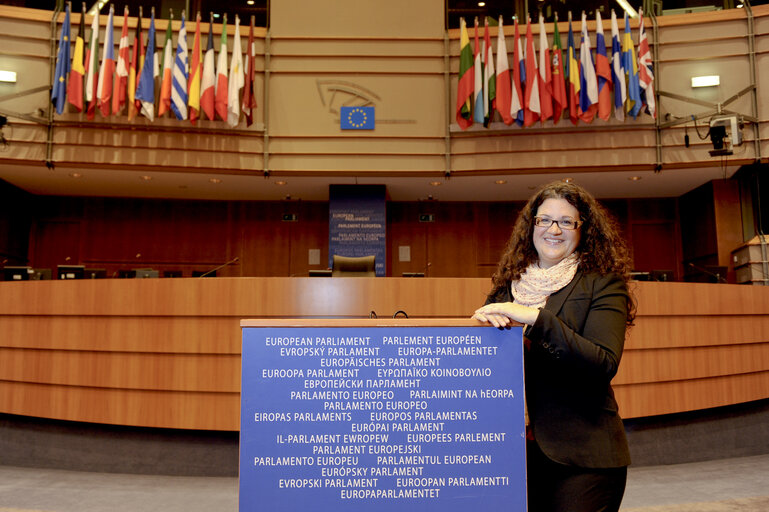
[239,318,527,512]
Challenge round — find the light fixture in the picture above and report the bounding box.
[140,175,152,181]
[429,181,442,186]
[247,0,254,4]
[213,13,221,19]
[628,176,642,181]
[494,180,507,185]
[478,1,486,6]
[614,0,638,18]
[562,177,573,183]
[274,180,287,186]
[691,75,720,88]
[69,172,82,178]
[209,178,222,184]
[0,70,17,83]
[87,0,108,16]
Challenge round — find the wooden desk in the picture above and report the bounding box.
[1,278,768,430]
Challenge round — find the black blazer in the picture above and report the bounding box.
[486,271,632,468]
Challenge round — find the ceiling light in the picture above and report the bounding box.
[494,180,507,185]
[140,175,152,181]
[0,70,17,83]
[429,181,441,186]
[209,178,222,184]
[562,177,573,183]
[614,0,638,18]
[69,172,82,178]
[628,176,642,181]
[213,13,221,19]
[478,1,486,6]
[247,0,255,4]
[275,180,287,186]
[691,75,720,88]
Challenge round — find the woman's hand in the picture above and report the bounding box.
[472,302,540,328]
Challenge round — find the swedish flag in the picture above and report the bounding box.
[340,106,375,130]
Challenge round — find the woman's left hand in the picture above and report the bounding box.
[472,302,540,328]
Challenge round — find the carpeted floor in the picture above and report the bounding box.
[622,495,769,511]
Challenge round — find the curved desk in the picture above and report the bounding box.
[1,278,768,430]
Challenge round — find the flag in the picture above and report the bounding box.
[523,17,540,127]
[495,16,513,125]
[188,12,202,124]
[227,15,244,126]
[96,5,115,118]
[242,16,257,126]
[84,9,99,120]
[201,18,216,121]
[127,8,143,121]
[610,10,626,122]
[511,20,524,125]
[135,9,157,121]
[638,8,656,118]
[171,11,189,120]
[51,3,71,115]
[550,13,567,124]
[578,11,598,123]
[455,17,474,130]
[473,18,483,125]
[482,17,495,127]
[112,6,130,114]
[538,14,553,123]
[67,3,85,112]
[623,12,642,119]
[157,11,174,118]
[565,12,579,125]
[595,11,612,121]
[340,106,375,129]
[215,15,229,121]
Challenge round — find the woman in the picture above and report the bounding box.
[473,181,635,512]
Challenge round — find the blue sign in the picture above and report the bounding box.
[239,325,526,512]
[340,106,375,130]
[328,185,386,277]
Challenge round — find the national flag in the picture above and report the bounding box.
[473,18,483,125]
[511,20,524,125]
[565,12,579,125]
[112,6,130,115]
[623,12,642,119]
[227,15,244,127]
[127,8,143,121]
[538,14,553,123]
[215,15,229,121]
[611,10,627,121]
[67,3,85,112]
[135,9,157,121]
[482,17,495,127]
[637,8,656,118]
[523,17,540,127]
[84,9,99,120]
[171,11,189,120]
[242,15,257,126]
[455,17,474,130]
[157,11,174,118]
[595,11,612,121]
[51,3,71,115]
[188,12,203,124]
[578,11,598,123]
[201,18,216,121]
[495,16,513,125]
[550,13,567,124]
[96,5,115,118]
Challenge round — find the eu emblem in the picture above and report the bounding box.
[340,106,375,130]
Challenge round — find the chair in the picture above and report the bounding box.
[331,254,376,277]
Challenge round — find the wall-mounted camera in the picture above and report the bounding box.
[708,115,742,157]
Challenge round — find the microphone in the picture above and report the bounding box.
[199,257,240,278]
[687,262,726,283]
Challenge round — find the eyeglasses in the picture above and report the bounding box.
[534,216,582,230]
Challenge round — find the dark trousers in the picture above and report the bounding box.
[526,439,627,512]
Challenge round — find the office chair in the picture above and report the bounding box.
[331,254,376,277]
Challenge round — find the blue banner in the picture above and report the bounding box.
[340,106,375,130]
[239,325,527,512]
[328,185,386,277]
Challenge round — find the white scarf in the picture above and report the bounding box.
[512,253,579,310]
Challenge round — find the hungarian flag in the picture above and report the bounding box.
[227,15,244,127]
[523,17,540,127]
[51,3,71,115]
[623,12,642,119]
[565,13,579,125]
[188,12,203,124]
[157,11,174,118]
[135,9,157,121]
[482,17,495,127]
[511,20,524,125]
[67,3,85,112]
[242,16,257,126]
[215,15,229,121]
[473,18,483,125]
[112,6,130,115]
[611,10,627,122]
[538,14,553,123]
[96,5,115,118]
[201,18,216,121]
[578,11,598,123]
[495,16,513,125]
[171,11,189,120]
[595,11,612,121]
[127,8,143,121]
[455,17,473,130]
[84,9,99,120]
[637,8,656,118]
[550,14,567,124]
